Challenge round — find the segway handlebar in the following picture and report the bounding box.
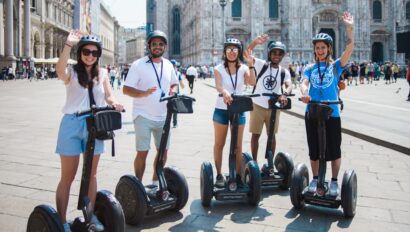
[218,93,260,98]
[262,93,295,97]
[160,94,196,102]
[298,98,343,105]
[76,105,125,117]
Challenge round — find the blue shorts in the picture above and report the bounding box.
[55,114,105,156]
[212,108,246,125]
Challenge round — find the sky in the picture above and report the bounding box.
[103,0,146,28]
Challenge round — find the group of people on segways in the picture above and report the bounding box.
[27,11,357,232]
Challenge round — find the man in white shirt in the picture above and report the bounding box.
[245,34,292,164]
[186,64,197,94]
[123,30,178,186]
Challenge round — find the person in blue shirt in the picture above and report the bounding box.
[300,11,354,196]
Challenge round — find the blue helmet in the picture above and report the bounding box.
[77,35,102,57]
[170,59,177,65]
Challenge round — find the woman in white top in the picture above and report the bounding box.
[55,30,123,232]
[213,38,255,188]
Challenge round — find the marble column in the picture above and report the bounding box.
[4,0,15,60]
[24,0,30,57]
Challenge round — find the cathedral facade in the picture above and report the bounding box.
[147,0,410,66]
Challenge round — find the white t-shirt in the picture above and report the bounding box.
[253,58,291,109]
[186,66,198,76]
[214,63,249,110]
[124,56,178,121]
[62,67,108,114]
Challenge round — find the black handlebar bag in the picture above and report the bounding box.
[307,103,333,121]
[167,96,195,114]
[94,110,122,140]
[227,96,253,114]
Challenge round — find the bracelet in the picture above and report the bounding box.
[249,66,255,69]
[65,43,73,48]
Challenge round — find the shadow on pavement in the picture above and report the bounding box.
[125,211,183,231]
[284,206,353,231]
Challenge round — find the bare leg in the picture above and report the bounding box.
[250,134,260,161]
[310,159,319,177]
[213,122,228,175]
[134,151,148,180]
[331,158,341,179]
[56,155,80,223]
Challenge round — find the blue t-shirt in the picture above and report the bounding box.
[303,59,343,117]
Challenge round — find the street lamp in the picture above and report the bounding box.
[219,0,233,44]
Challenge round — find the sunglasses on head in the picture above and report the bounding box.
[82,48,100,57]
[151,42,165,47]
[226,47,239,53]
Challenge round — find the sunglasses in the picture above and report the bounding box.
[151,42,165,47]
[82,48,100,57]
[226,48,239,53]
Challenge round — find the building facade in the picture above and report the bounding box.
[126,27,146,64]
[147,0,410,66]
[118,26,144,65]
[0,0,119,71]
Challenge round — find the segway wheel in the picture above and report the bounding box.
[274,152,295,189]
[164,166,189,211]
[240,152,253,181]
[341,170,358,218]
[26,205,64,232]
[290,163,309,209]
[200,161,214,207]
[115,175,147,226]
[245,160,261,206]
[94,190,125,231]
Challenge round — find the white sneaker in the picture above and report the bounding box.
[308,179,318,193]
[90,214,104,232]
[63,223,71,232]
[329,180,339,196]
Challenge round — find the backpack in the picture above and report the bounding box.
[252,62,286,94]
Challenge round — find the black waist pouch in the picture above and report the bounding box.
[307,103,333,120]
[94,110,122,140]
[168,96,194,113]
[227,96,253,114]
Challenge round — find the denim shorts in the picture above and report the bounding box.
[133,115,170,151]
[212,108,246,125]
[55,114,105,156]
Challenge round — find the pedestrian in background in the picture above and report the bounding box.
[55,30,124,232]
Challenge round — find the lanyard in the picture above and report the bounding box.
[317,62,329,84]
[226,65,238,93]
[269,65,280,82]
[149,57,163,90]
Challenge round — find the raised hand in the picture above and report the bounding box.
[342,11,354,28]
[66,30,84,47]
[254,34,269,45]
[243,48,255,66]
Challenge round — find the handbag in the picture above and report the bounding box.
[167,96,194,113]
[227,96,253,114]
[88,84,122,156]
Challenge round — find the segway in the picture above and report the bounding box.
[115,94,195,226]
[200,94,261,207]
[27,106,125,231]
[290,100,357,217]
[241,92,294,190]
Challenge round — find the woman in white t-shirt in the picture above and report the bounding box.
[55,30,123,232]
[212,38,255,188]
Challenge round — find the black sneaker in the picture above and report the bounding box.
[215,174,225,188]
[236,174,244,188]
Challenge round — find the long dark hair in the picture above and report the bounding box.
[73,45,100,88]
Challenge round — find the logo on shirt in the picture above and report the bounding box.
[310,66,335,89]
[262,75,278,91]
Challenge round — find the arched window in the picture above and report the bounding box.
[373,0,382,22]
[172,8,181,55]
[406,2,410,20]
[269,0,279,19]
[232,0,241,18]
